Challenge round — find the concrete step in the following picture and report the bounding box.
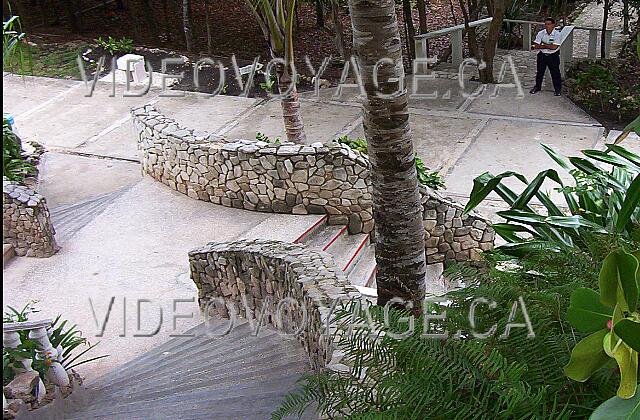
[347,243,376,287]
[3,243,15,266]
[326,229,369,272]
[49,190,124,243]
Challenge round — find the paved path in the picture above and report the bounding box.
[1,7,623,378]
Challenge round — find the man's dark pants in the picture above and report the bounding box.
[534,51,562,93]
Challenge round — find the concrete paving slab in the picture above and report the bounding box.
[239,213,327,243]
[347,113,483,170]
[37,152,142,208]
[155,92,259,134]
[2,178,273,381]
[225,99,361,143]
[445,119,603,197]
[76,121,140,161]
[3,74,81,118]
[466,87,597,124]
[16,82,159,149]
[407,77,480,111]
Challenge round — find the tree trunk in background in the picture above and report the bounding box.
[479,0,506,83]
[622,0,629,34]
[601,0,609,59]
[276,64,307,143]
[417,0,428,34]
[62,0,80,32]
[183,0,194,52]
[330,1,347,61]
[162,0,171,41]
[316,0,325,27]
[347,0,427,308]
[204,0,213,54]
[403,0,416,60]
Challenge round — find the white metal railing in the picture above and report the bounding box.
[3,319,70,409]
[414,17,614,68]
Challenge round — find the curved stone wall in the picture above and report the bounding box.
[189,239,360,371]
[134,105,495,261]
[3,180,58,257]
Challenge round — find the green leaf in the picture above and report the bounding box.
[599,250,639,310]
[567,288,613,333]
[463,171,520,215]
[616,175,640,233]
[614,115,640,143]
[614,319,640,352]
[541,143,571,170]
[590,392,640,420]
[491,223,536,243]
[545,215,608,233]
[582,149,636,168]
[606,144,640,168]
[511,169,562,210]
[564,329,610,382]
[604,331,639,399]
[495,240,562,257]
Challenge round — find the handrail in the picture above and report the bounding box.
[415,17,493,40]
[3,319,53,332]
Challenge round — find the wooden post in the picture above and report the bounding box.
[588,29,598,59]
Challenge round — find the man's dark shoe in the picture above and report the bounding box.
[530,87,541,94]
[554,91,561,96]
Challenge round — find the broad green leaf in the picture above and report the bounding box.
[614,115,640,143]
[497,209,546,225]
[512,169,562,210]
[589,392,640,420]
[600,250,639,310]
[496,241,562,257]
[567,288,613,333]
[583,149,635,168]
[564,329,610,382]
[569,156,602,175]
[606,144,640,168]
[604,332,639,399]
[541,143,571,170]
[616,175,640,233]
[492,223,536,243]
[464,171,520,214]
[614,319,640,352]
[545,215,608,233]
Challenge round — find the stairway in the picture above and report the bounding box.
[49,190,125,244]
[58,319,313,419]
[295,217,376,288]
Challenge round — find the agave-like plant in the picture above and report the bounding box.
[245,0,306,143]
[3,13,31,74]
[463,142,640,256]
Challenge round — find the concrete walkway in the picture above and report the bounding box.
[1,6,625,378]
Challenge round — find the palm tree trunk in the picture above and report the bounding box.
[347,0,427,308]
[276,65,307,143]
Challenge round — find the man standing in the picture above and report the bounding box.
[530,17,562,96]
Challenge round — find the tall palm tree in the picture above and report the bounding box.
[347,0,427,308]
[246,0,306,143]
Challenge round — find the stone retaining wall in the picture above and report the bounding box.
[189,239,360,371]
[3,180,58,258]
[134,105,494,263]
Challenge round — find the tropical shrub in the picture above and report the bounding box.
[3,13,31,73]
[3,117,35,181]
[273,236,637,419]
[336,136,445,190]
[3,302,108,386]
[95,36,134,55]
[463,142,640,256]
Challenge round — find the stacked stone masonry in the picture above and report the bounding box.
[189,239,361,371]
[3,179,58,257]
[134,105,494,265]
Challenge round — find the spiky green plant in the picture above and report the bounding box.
[274,237,636,419]
[3,13,31,74]
[463,143,640,256]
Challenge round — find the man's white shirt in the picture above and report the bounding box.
[534,28,562,54]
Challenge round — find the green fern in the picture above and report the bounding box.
[274,237,636,419]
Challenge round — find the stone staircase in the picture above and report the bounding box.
[295,216,377,289]
[39,318,313,419]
